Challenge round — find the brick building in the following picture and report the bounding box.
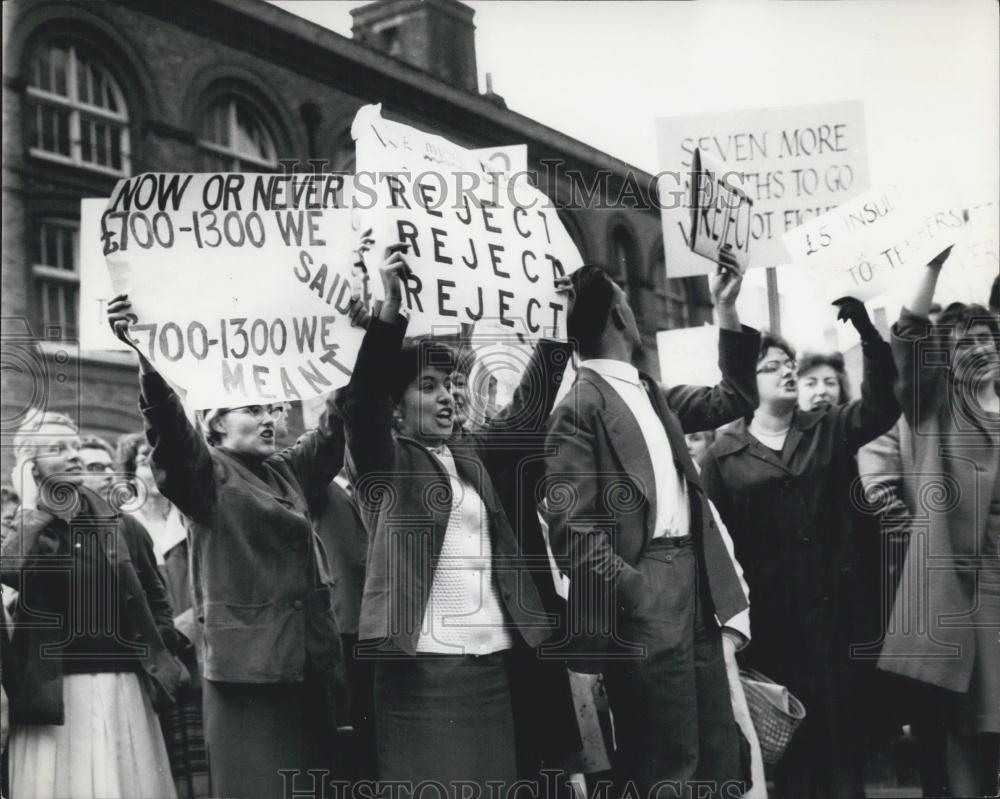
[1,0,712,472]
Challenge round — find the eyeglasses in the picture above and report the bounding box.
[756,359,798,375]
[85,462,114,473]
[232,405,287,421]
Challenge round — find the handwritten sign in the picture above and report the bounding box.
[352,104,581,339]
[783,186,980,301]
[689,148,753,271]
[657,101,869,277]
[98,172,362,408]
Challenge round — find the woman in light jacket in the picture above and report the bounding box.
[339,245,576,789]
[107,295,346,799]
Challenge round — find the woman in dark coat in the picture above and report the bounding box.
[700,299,901,799]
[339,245,578,790]
[2,412,184,798]
[107,294,346,799]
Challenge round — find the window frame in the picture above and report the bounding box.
[25,42,131,177]
[197,96,280,172]
[31,218,81,339]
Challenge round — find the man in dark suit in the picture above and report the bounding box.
[543,257,760,799]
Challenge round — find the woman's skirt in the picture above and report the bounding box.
[9,671,177,799]
[374,652,517,788]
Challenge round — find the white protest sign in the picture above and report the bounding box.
[657,101,868,277]
[689,148,753,272]
[657,325,722,388]
[783,187,984,301]
[352,105,581,339]
[81,198,128,351]
[98,172,362,408]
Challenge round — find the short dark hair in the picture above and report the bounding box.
[989,276,999,313]
[798,351,851,403]
[567,265,618,357]
[758,332,796,363]
[389,338,457,404]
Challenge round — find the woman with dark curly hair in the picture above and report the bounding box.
[339,244,577,790]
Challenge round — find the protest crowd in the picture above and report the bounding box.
[1,102,999,799]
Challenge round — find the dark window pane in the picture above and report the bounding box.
[95,122,108,165]
[51,47,68,97]
[40,106,55,152]
[111,131,122,170]
[55,108,71,155]
[81,119,93,162]
[45,225,59,267]
[32,51,48,92]
[77,60,90,105]
[66,284,78,337]
[61,228,75,272]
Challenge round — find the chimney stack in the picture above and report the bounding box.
[351,0,479,93]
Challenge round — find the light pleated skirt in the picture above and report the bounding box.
[9,671,177,799]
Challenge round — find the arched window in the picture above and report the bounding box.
[26,43,131,175]
[198,97,278,172]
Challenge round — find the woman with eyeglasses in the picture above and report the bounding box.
[700,299,902,799]
[106,295,346,799]
[338,246,576,791]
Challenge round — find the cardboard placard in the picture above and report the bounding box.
[97,172,361,408]
[783,187,986,301]
[689,148,753,272]
[657,101,869,277]
[352,104,582,339]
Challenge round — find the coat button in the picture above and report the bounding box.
[665,554,673,563]
[800,537,811,546]
[293,600,304,610]
[149,665,157,674]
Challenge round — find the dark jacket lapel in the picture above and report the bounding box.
[579,370,657,538]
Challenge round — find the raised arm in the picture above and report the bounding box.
[891,248,952,426]
[107,294,216,521]
[830,297,901,452]
[139,368,217,522]
[664,324,761,433]
[337,245,409,481]
[271,393,346,508]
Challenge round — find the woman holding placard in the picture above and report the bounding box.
[338,244,575,788]
[107,295,347,799]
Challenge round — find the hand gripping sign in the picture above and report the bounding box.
[99,172,363,408]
